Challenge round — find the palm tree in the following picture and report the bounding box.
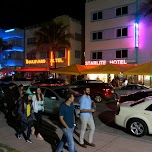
[139,0,152,17]
[34,20,74,71]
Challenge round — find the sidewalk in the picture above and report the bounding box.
[0,113,152,152]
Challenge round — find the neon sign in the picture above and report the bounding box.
[85,60,106,65]
[135,23,139,48]
[26,59,46,64]
[50,58,64,63]
[26,58,64,65]
[85,60,127,65]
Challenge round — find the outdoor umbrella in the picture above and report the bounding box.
[81,63,138,75]
[51,64,97,75]
[81,63,121,74]
[124,61,152,75]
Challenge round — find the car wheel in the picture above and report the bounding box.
[94,95,103,103]
[127,118,148,137]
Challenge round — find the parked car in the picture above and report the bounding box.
[114,84,150,99]
[118,90,152,104]
[26,84,81,117]
[11,77,33,86]
[37,78,66,86]
[68,80,115,102]
[115,96,152,137]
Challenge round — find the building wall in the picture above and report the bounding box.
[0,28,24,68]
[85,0,152,64]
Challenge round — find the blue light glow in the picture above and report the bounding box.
[134,23,139,48]
[3,36,24,40]
[5,46,24,52]
[5,29,15,33]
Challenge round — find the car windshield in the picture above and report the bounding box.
[54,87,81,99]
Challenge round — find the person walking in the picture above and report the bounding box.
[56,92,77,152]
[32,87,44,140]
[79,86,96,148]
[15,93,34,143]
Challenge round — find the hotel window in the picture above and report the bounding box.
[92,11,102,21]
[92,31,102,40]
[92,51,102,59]
[57,49,65,58]
[27,53,36,59]
[116,50,128,58]
[27,37,36,44]
[75,33,81,41]
[40,52,48,58]
[116,28,128,37]
[75,50,81,58]
[116,6,128,16]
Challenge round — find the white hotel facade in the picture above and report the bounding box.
[85,0,152,65]
[85,0,152,83]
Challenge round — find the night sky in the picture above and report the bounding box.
[0,0,85,29]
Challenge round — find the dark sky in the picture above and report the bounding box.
[0,0,85,29]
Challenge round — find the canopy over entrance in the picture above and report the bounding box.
[17,67,49,72]
[51,64,98,75]
[124,62,152,75]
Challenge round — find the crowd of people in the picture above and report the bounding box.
[0,82,96,152]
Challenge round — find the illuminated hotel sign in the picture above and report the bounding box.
[85,60,127,65]
[26,59,46,64]
[26,58,64,65]
[135,23,139,48]
[50,58,64,63]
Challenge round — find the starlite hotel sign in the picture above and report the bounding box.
[85,60,127,65]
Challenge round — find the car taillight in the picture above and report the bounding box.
[115,105,120,115]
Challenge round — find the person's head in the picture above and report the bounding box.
[36,87,42,94]
[84,86,90,96]
[22,93,32,104]
[66,92,75,103]
[36,87,43,101]
[18,84,24,91]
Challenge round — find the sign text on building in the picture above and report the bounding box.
[85,60,127,65]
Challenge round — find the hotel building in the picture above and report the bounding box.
[24,15,82,72]
[85,0,152,84]
[85,0,151,65]
[0,28,24,69]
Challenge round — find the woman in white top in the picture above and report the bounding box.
[32,87,44,140]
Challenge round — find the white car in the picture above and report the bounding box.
[115,96,152,137]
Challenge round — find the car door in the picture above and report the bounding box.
[43,88,64,114]
[144,104,152,127]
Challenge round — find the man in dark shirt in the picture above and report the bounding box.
[56,92,77,152]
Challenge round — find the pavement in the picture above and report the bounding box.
[0,112,152,152]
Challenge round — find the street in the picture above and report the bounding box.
[42,100,152,147]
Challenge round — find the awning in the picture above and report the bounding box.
[51,64,98,75]
[0,68,16,73]
[123,61,152,75]
[17,67,49,72]
[81,63,137,74]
